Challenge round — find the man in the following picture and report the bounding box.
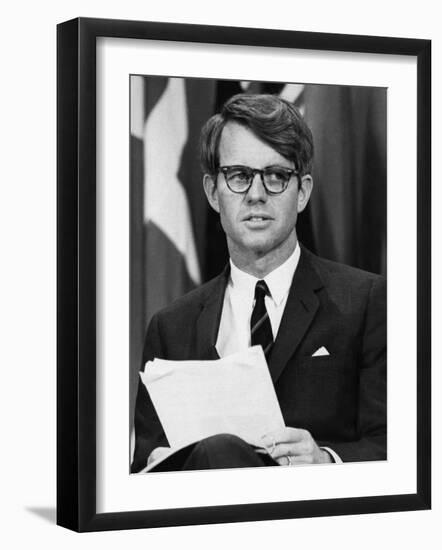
[131,93,386,473]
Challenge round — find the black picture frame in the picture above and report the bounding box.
[57,17,431,532]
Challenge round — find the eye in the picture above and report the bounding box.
[265,168,287,182]
[230,169,250,181]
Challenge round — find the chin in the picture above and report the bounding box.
[238,232,296,261]
[242,238,274,257]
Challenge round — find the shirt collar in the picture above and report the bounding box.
[229,242,300,306]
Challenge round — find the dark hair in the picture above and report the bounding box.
[200,93,314,177]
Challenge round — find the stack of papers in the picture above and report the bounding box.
[139,346,285,451]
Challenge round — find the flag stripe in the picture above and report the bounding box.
[143,78,201,286]
[130,76,145,139]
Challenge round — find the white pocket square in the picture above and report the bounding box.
[312,346,329,357]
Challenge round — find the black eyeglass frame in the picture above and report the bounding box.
[218,165,299,195]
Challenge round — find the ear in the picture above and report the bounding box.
[203,174,220,213]
[296,175,313,214]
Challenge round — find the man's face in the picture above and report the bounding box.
[203,122,312,270]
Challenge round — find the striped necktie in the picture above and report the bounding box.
[250,280,274,357]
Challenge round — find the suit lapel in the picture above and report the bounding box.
[194,266,229,360]
[268,249,323,383]
[193,251,323,374]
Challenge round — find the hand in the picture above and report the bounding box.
[147,446,170,466]
[261,428,332,466]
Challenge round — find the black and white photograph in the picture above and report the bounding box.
[129,76,387,474]
[54,15,431,533]
[0,0,437,545]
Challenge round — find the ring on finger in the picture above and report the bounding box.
[268,436,276,455]
[287,455,293,466]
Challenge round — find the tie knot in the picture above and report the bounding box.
[255,280,270,299]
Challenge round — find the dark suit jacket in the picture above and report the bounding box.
[131,246,386,473]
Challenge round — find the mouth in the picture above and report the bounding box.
[243,214,273,222]
[242,214,273,228]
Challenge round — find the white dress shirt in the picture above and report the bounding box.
[215,243,342,464]
[216,244,300,357]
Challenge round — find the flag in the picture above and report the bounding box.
[303,85,387,275]
[129,76,216,437]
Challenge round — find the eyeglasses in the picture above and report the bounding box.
[218,165,298,195]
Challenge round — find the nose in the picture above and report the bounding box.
[246,172,267,202]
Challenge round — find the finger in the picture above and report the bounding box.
[274,455,292,467]
[270,441,313,459]
[261,427,306,447]
[289,455,316,465]
[275,455,316,466]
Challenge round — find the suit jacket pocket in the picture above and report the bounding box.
[278,353,359,441]
[297,353,353,369]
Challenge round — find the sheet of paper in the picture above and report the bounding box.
[139,346,285,450]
